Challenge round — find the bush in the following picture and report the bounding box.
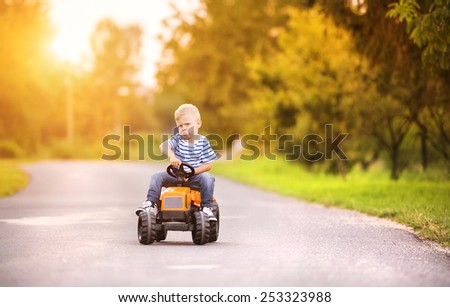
[40,139,104,159]
[0,140,25,158]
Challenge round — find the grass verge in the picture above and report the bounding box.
[0,160,29,197]
[211,158,450,247]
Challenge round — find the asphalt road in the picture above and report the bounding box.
[0,161,449,286]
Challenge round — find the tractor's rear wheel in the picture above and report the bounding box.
[138,211,156,244]
[192,211,210,245]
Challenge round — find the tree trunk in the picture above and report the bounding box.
[338,159,347,180]
[420,129,428,171]
[390,147,399,180]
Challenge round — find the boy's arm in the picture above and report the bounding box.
[194,163,212,175]
[194,136,216,175]
[159,141,181,167]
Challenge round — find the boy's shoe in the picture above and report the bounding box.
[202,207,217,222]
[135,200,158,216]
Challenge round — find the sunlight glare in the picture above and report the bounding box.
[48,0,201,84]
[51,31,84,63]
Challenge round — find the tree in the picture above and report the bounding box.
[155,0,311,137]
[155,0,449,177]
[414,70,450,170]
[0,0,59,153]
[316,0,450,176]
[387,0,450,69]
[248,7,385,175]
[88,19,143,137]
[387,0,450,171]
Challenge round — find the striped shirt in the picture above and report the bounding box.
[168,134,217,168]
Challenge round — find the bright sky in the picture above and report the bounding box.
[48,0,200,87]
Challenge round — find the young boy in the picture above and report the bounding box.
[135,104,217,221]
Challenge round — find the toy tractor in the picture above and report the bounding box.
[137,163,220,245]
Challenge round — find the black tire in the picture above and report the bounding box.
[138,211,156,244]
[156,228,168,242]
[209,203,220,242]
[192,211,210,245]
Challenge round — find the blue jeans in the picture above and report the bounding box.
[146,171,215,207]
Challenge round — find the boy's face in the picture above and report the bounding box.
[176,114,201,140]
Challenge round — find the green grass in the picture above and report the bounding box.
[0,160,29,197]
[211,158,450,247]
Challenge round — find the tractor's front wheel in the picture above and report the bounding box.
[192,211,210,245]
[209,203,220,242]
[138,211,156,244]
[156,228,168,242]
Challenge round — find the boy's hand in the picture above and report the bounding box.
[170,158,181,168]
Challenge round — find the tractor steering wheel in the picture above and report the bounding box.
[167,163,196,180]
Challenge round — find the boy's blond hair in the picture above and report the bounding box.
[174,104,201,123]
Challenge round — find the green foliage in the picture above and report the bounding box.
[0,140,25,158]
[247,7,381,173]
[36,139,103,160]
[315,0,450,176]
[212,158,450,247]
[386,0,420,23]
[0,0,60,152]
[0,160,29,197]
[155,0,449,179]
[1,0,447,174]
[88,19,147,138]
[0,3,156,158]
[387,0,450,69]
[155,0,310,136]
